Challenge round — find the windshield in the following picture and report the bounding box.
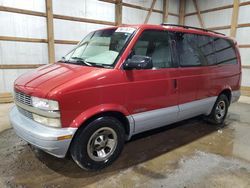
[61,27,136,68]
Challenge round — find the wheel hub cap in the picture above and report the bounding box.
[215,101,226,120]
[87,127,117,162]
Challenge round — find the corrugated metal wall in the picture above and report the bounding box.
[0,0,180,94]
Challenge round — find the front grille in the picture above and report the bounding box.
[17,106,33,120]
[15,91,33,120]
[15,91,32,106]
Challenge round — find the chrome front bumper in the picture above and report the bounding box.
[9,106,77,158]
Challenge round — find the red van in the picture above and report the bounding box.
[10,24,241,170]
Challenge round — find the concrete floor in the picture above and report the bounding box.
[0,98,250,187]
[0,103,13,132]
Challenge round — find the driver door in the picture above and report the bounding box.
[123,29,179,134]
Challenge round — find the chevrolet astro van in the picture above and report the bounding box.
[10,24,241,170]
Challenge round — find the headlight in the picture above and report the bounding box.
[33,113,61,128]
[32,96,59,111]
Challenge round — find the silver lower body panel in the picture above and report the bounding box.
[231,90,241,103]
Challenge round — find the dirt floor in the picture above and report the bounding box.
[0,101,250,188]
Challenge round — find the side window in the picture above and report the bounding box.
[198,35,215,65]
[213,38,237,65]
[132,30,173,69]
[175,33,204,67]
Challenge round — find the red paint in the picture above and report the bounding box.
[14,25,241,128]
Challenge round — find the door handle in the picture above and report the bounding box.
[173,79,177,89]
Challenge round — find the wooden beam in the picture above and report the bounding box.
[179,0,186,25]
[242,65,250,69]
[144,0,156,24]
[0,6,46,17]
[162,0,169,23]
[240,1,250,6]
[0,36,47,43]
[192,0,205,28]
[239,44,250,48]
[0,92,13,103]
[115,0,122,25]
[230,0,240,37]
[168,12,179,17]
[185,4,233,17]
[237,23,250,28]
[241,86,250,97]
[46,0,55,64]
[99,0,179,17]
[207,25,231,30]
[0,36,79,45]
[0,64,46,69]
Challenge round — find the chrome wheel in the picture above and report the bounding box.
[215,101,226,120]
[87,127,117,162]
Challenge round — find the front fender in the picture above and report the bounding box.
[69,104,131,128]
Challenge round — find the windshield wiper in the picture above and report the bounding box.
[60,57,112,69]
[69,57,93,66]
[89,63,112,69]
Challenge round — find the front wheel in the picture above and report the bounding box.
[206,94,229,125]
[70,116,125,170]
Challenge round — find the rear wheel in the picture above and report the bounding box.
[206,94,229,125]
[70,116,125,170]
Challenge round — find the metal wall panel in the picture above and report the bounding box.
[238,5,250,24]
[185,0,233,17]
[0,41,48,65]
[55,44,75,61]
[123,0,163,11]
[236,28,250,44]
[196,0,233,11]
[242,69,250,87]
[169,0,180,14]
[202,9,232,28]
[185,15,200,27]
[216,29,230,36]
[148,12,163,24]
[185,0,195,14]
[122,0,179,25]
[53,0,115,22]
[0,69,31,93]
[168,15,179,24]
[0,0,46,12]
[54,19,110,41]
[240,48,250,66]
[0,12,47,38]
[122,7,161,24]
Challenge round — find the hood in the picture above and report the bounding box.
[14,63,103,98]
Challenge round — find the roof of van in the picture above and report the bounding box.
[99,24,236,44]
[111,24,236,43]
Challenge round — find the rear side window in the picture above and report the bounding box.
[213,38,237,65]
[175,33,209,67]
[197,35,215,65]
[132,30,173,69]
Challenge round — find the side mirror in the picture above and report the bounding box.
[123,55,153,70]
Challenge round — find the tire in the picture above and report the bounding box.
[206,94,229,125]
[70,116,125,170]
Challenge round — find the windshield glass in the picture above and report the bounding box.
[62,27,136,68]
